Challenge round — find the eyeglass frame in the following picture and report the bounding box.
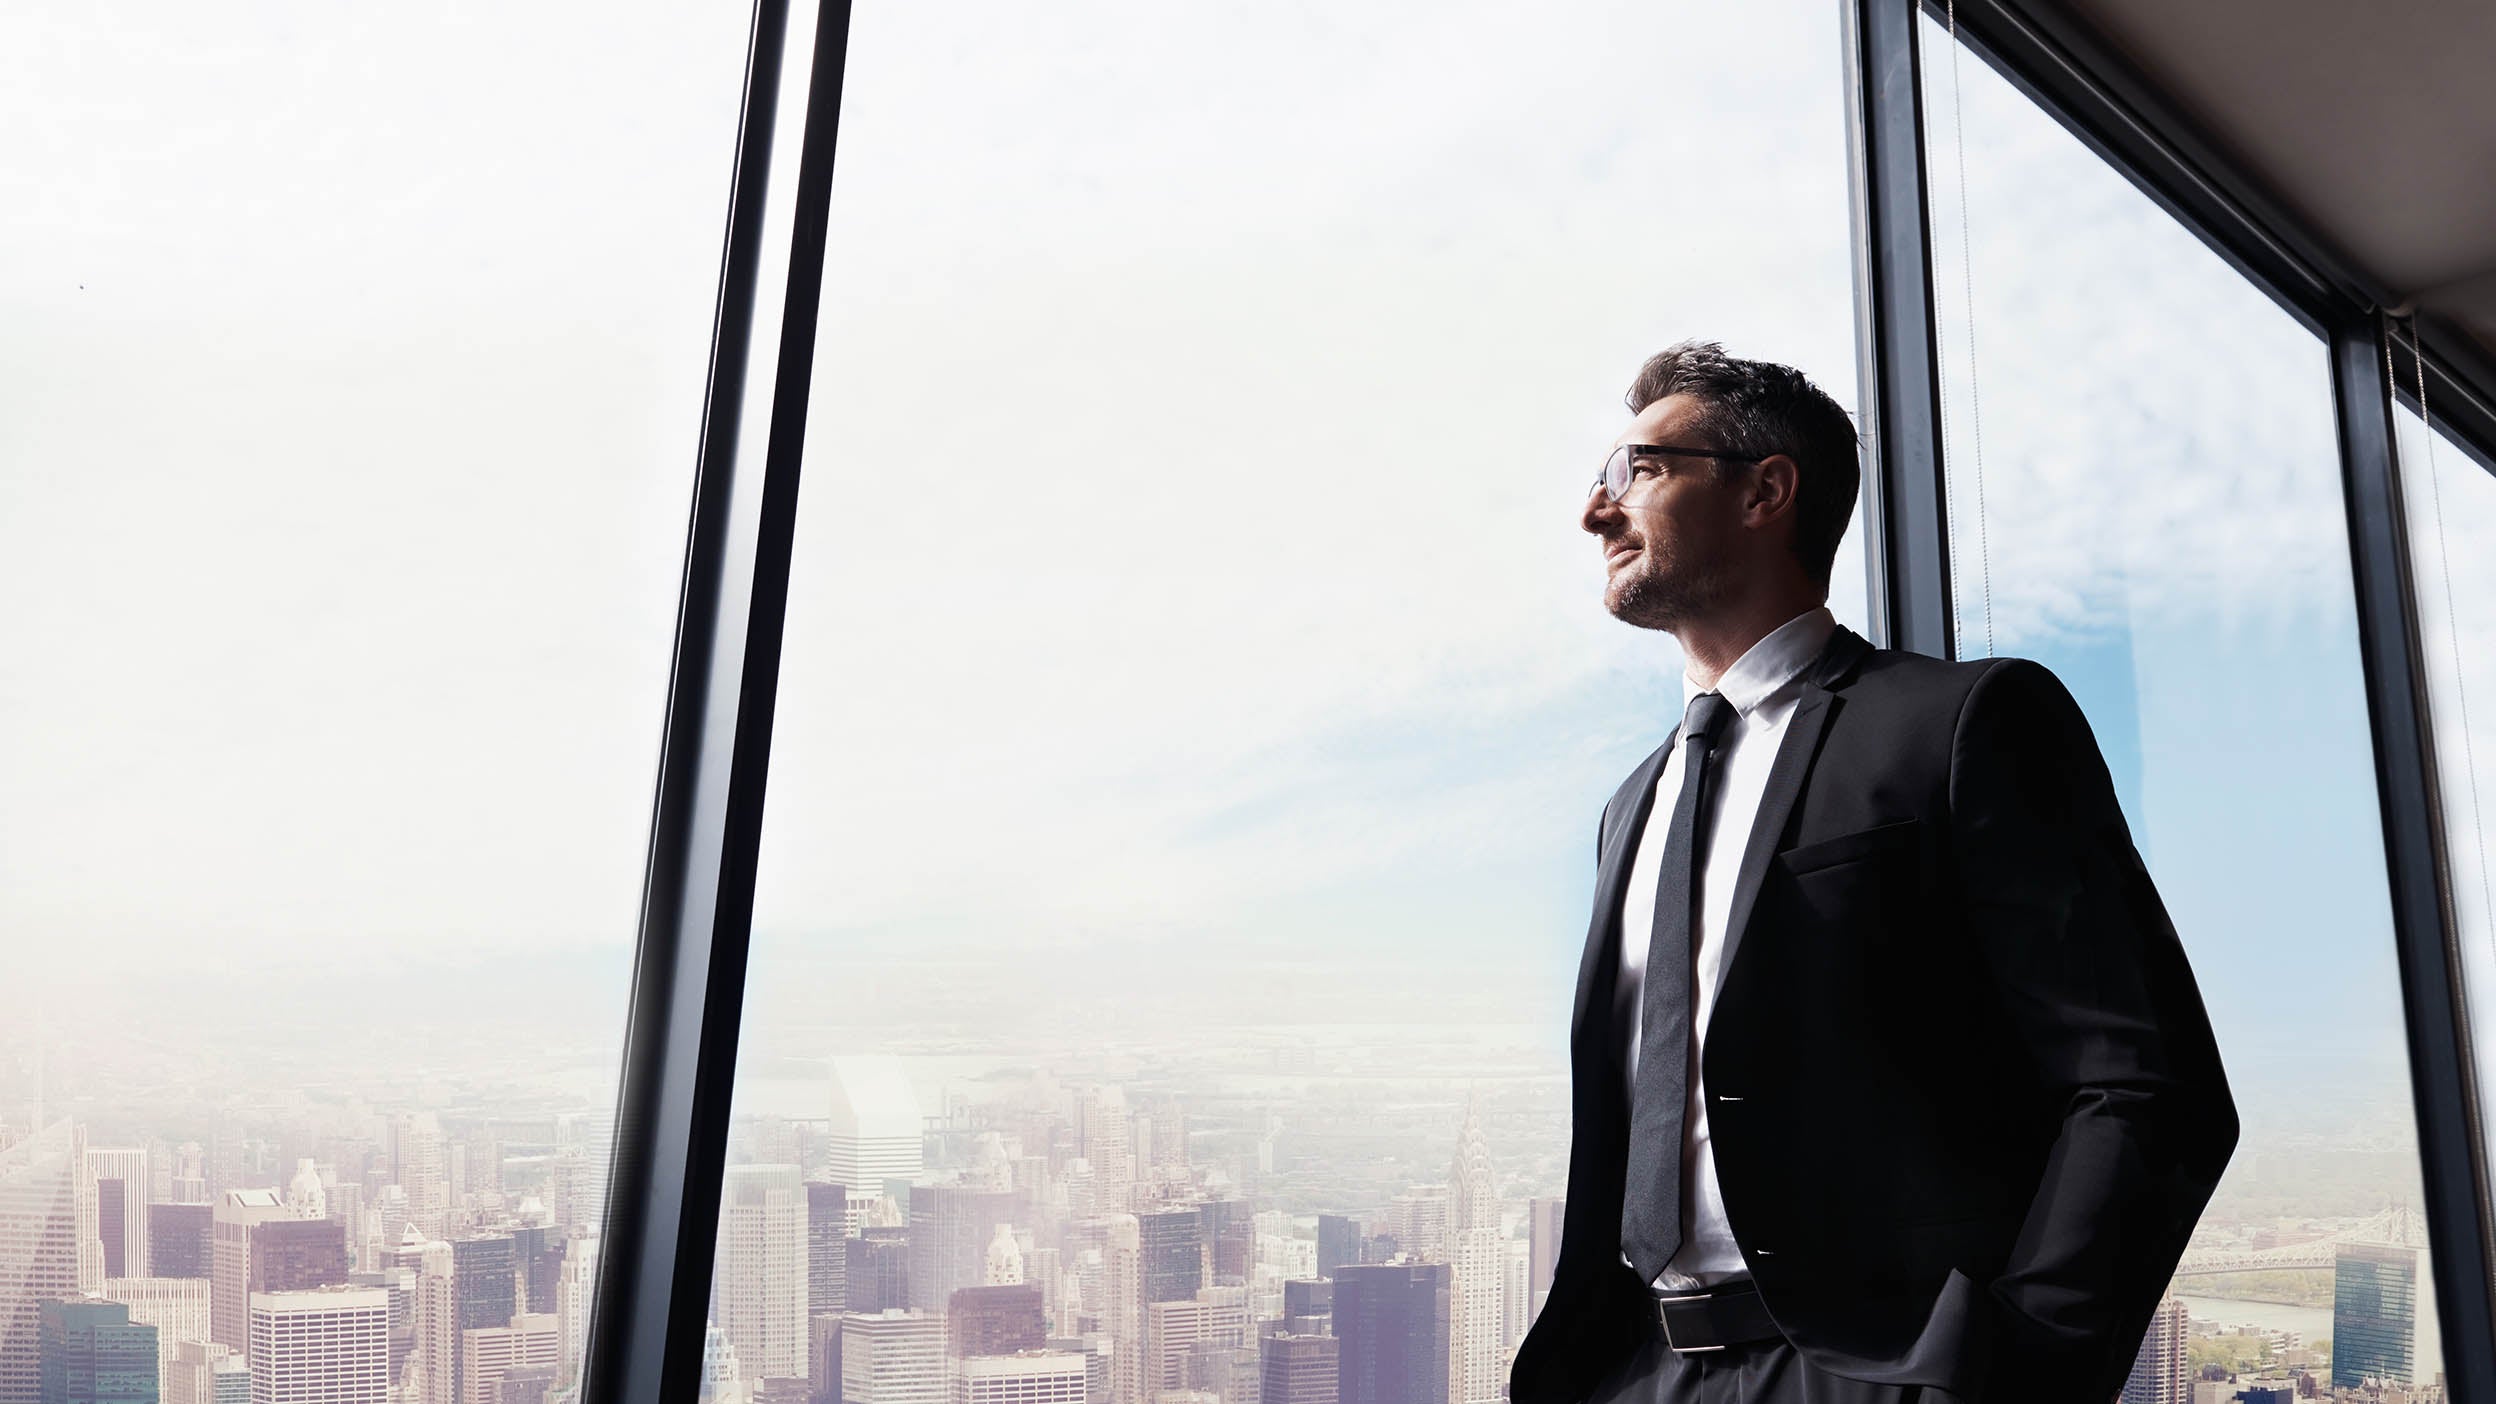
[1590,443,1762,504]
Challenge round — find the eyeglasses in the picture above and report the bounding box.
[1589,443,1760,504]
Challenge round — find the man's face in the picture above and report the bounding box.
[1582,392,1751,632]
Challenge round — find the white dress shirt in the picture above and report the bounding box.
[1615,604,1838,1290]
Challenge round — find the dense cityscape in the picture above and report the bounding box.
[0,1035,2450,1404]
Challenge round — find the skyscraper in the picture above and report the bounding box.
[460,1314,559,1404]
[947,1286,1045,1358]
[805,1182,849,1319]
[208,1191,286,1359]
[908,1185,1017,1315]
[4,1122,103,1404]
[38,1298,158,1404]
[163,1341,245,1404]
[250,1221,347,1301]
[1137,1209,1203,1306]
[716,1164,809,1380]
[145,1207,211,1283]
[840,1311,947,1404]
[392,1116,450,1242]
[1445,1102,1503,1404]
[2120,1294,2190,1404]
[1144,1288,1249,1398]
[452,1234,519,1402]
[849,1229,912,1315]
[247,1287,388,1404]
[1314,1217,1358,1279]
[954,1352,1086,1404]
[1102,1216,1143,1404]
[1523,1198,1562,1330]
[87,1149,151,1281]
[829,1058,924,1203]
[1332,1264,1449,1404]
[101,1277,210,1400]
[1261,1333,1338,1404]
[2333,1239,2421,1388]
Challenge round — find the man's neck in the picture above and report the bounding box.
[1676,593,1830,691]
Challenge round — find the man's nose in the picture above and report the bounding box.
[1580,481,1616,535]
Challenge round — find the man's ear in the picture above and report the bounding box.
[1747,454,1801,525]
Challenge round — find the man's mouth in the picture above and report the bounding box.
[1605,544,1639,567]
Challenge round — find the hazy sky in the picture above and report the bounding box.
[4,0,2491,1164]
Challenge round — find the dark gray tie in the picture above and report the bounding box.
[1621,689,1736,1284]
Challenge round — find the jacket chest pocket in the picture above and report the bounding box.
[1769,817,1927,959]
[1776,816,1921,876]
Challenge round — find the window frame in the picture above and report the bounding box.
[1846,0,2496,1395]
[589,0,2496,1395]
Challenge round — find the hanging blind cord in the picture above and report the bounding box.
[2389,314,2496,993]
[1944,0,1995,659]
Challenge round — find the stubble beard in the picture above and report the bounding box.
[1605,545,1735,635]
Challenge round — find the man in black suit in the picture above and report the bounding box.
[1509,342,2237,1404]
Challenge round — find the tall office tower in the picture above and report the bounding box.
[1103,1216,1143,1404]
[413,1243,456,1404]
[840,1311,948,1404]
[330,1187,366,1277]
[509,1226,563,1318]
[1073,1088,1133,1206]
[393,1116,450,1241]
[163,1341,245,1404]
[3,1121,102,1404]
[716,1165,809,1380]
[1523,1199,1562,1329]
[947,1286,1045,1358]
[209,1191,287,1358]
[1444,1103,1503,1404]
[166,1148,207,1210]
[1262,1331,1339,1404]
[1137,1210,1203,1306]
[1500,1239,1529,1353]
[368,1188,410,1268]
[88,1149,151,1280]
[461,1135,502,1206]
[247,1287,389,1404]
[1385,1189,1449,1267]
[1332,1264,1449,1404]
[102,1278,210,1398]
[1182,1343,1257,1404]
[460,1314,558,1404]
[849,1229,912,1314]
[250,1221,347,1302]
[1314,1217,1358,1279]
[452,1234,519,1401]
[347,1268,416,1384]
[2333,1239,2421,1388]
[806,1183,849,1318]
[551,1113,613,1240]
[1145,1289,1249,1399]
[554,1236,598,1392]
[908,1186,1017,1314]
[2120,1294,2191,1404]
[147,1207,211,1282]
[954,1352,1086,1404]
[983,1225,1023,1287]
[1197,1202,1253,1287]
[808,1313,842,1404]
[1022,1248,1062,1333]
[699,1323,745,1404]
[830,1058,924,1203]
[489,1367,557,1404]
[1281,1280,1331,1337]
[38,1298,157,1404]
[281,1162,324,1224]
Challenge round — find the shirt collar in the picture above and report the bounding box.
[1681,605,1839,720]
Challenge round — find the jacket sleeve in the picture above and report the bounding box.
[1947,658,2239,1404]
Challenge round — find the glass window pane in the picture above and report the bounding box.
[2393,395,2496,1236]
[1923,16,2445,1392]
[0,5,751,1399]
[719,1,1863,1399]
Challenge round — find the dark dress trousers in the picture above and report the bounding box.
[1510,624,2239,1404]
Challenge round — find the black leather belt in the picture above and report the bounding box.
[1650,1278,1783,1352]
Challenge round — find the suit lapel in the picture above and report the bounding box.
[1570,731,1676,1049]
[1713,625,1873,996]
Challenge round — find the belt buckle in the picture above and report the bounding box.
[1653,1290,1727,1353]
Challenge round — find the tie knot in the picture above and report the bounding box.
[1681,690,1734,747]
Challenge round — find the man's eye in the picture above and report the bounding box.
[1630,462,1661,478]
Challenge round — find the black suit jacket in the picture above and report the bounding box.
[1510,624,2238,1404]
